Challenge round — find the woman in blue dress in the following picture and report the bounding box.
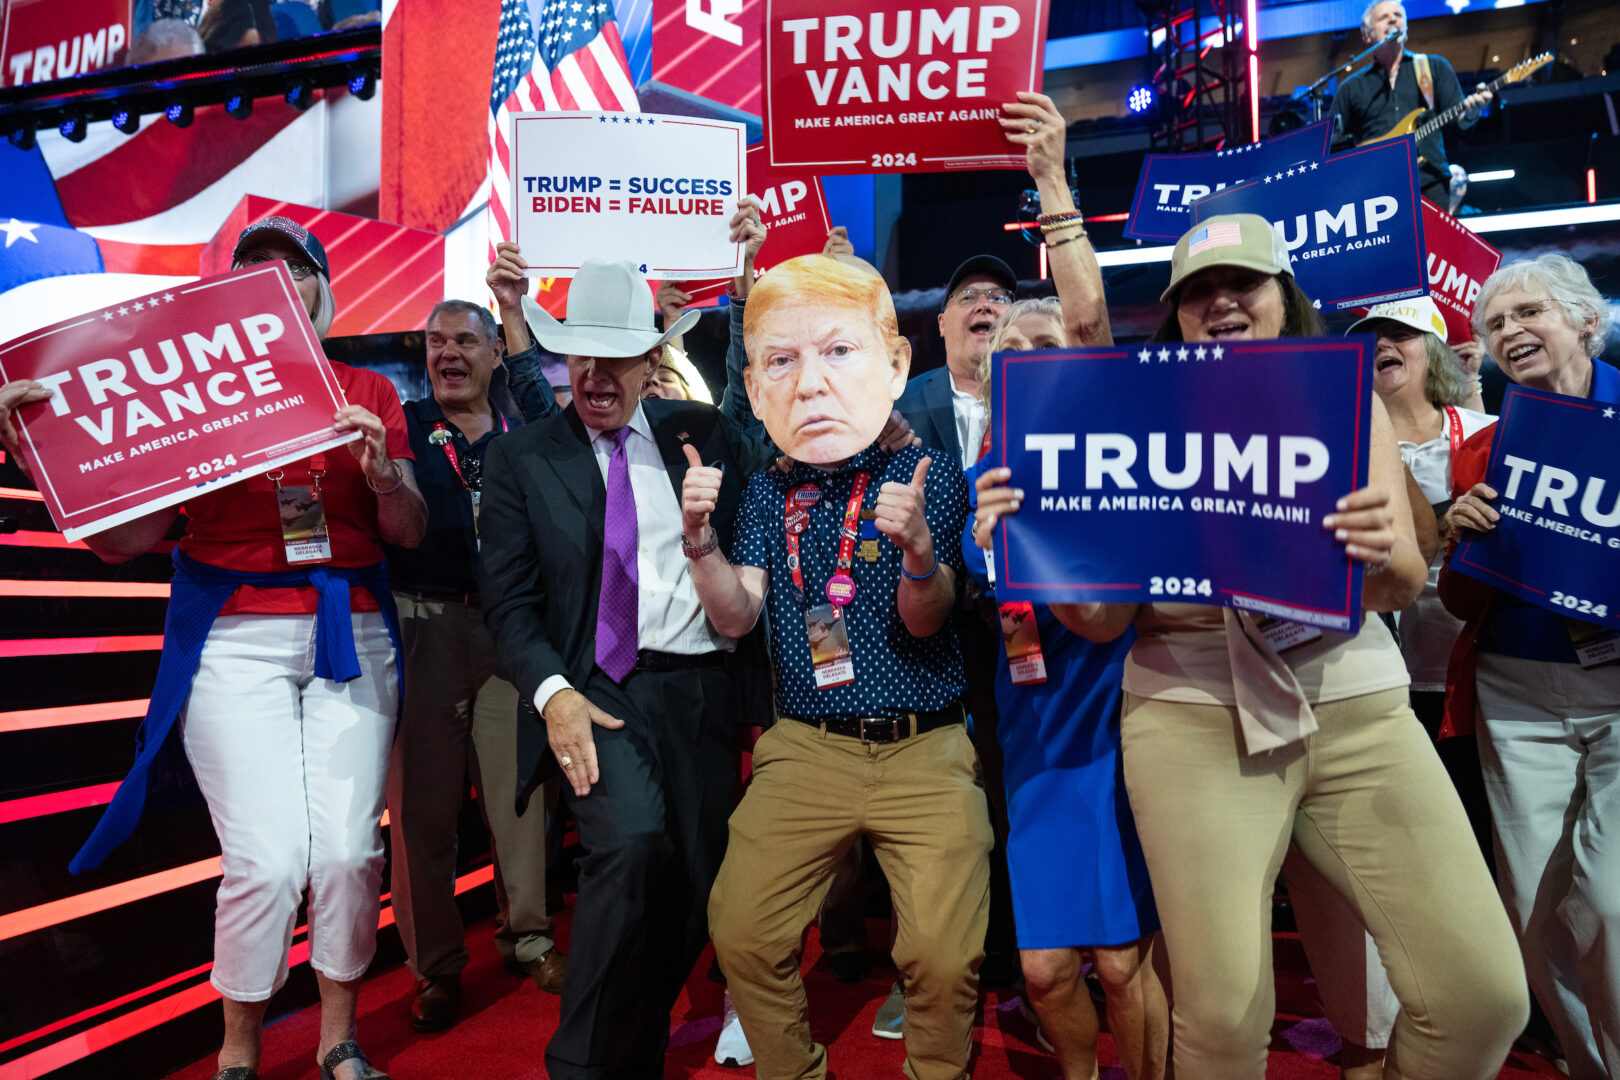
[962,290,1168,1080]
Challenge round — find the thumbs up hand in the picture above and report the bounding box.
[681,442,724,542]
[875,455,934,562]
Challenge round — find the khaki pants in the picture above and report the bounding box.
[386,593,554,981]
[1121,687,1528,1080]
[710,719,993,1080]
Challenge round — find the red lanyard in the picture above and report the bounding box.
[1443,406,1462,456]
[433,414,508,490]
[977,423,992,464]
[784,471,869,606]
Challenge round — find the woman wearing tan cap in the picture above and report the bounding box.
[976,213,1527,1078]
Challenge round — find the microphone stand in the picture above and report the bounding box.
[1296,31,1402,122]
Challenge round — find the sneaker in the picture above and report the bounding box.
[715,990,754,1068]
[872,979,905,1040]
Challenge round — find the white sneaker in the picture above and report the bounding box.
[715,989,754,1067]
[872,979,905,1040]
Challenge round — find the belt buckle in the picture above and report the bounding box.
[859,716,900,743]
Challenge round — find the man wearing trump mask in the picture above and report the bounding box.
[680,253,990,1080]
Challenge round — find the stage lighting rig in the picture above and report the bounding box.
[8,123,36,150]
[165,101,194,128]
[225,93,253,120]
[58,112,87,142]
[112,108,141,135]
[1128,85,1156,114]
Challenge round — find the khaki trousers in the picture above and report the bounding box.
[385,593,554,981]
[1121,687,1528,1080]
[710,719,993,1080]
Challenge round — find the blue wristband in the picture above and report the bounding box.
[900,553,938,581]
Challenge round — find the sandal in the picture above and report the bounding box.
[319,1040,391,1080]
[211,1069,257,1080]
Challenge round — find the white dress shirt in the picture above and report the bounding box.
[951,381,988,469]
[535,404,734,714]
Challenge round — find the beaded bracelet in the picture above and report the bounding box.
[1037,211,1085,233]
[1046,231,1087,248]
[367,464,404,495]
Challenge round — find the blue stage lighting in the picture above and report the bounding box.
[347,69,376,100]
[59,113,87,142]
[165,101,194,127]
[226,94,253,120]
[112,108,141,135]
[1128,85,1156,114]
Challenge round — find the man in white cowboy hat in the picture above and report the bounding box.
[479,255,776,1080]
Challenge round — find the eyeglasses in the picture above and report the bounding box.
[950,287,1015,308]
[235,250,319,281]
[1483,297,1562,338]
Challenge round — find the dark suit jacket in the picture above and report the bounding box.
[895,366,962,467]
[480,399,774,812]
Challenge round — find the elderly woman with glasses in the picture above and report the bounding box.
[1439,253,1620,1080]
[2,217,427,1080]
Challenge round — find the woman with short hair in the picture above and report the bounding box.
[1441,252,1620,1080]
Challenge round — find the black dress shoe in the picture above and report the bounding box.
[409,976,461,1033]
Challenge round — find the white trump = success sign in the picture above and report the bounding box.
[509,111,747,279]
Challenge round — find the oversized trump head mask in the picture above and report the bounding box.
[742,254,911,464]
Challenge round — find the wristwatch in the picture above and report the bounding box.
[681,529,720,560]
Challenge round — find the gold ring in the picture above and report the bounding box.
[558,755,573,768]
[1026,120,1038,134]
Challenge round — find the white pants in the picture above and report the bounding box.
[1477,652,1620,1080]
[180,612,398,1001]
[1285,845,1398,1049]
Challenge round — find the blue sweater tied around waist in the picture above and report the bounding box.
[70,550,402,875]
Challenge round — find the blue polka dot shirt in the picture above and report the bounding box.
[731,441,970,720]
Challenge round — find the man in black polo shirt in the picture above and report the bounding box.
[383,298,562,1033]
[1328,0,1491,208]
[684,253,992,1080]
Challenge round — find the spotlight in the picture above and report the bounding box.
[1127,85,1156,114]
[284,78,316,111]
[347,68,376,101]
[9,124,36,151]
[225,93,253,120]
[112,108,141,135]
[59,112,88,142]
[165,101,194,128]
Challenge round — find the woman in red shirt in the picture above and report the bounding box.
[4,217,426,1080]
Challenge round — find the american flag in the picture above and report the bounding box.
[487,0,640,276]
[1187,221,1243,257]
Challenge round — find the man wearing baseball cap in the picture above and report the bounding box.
[478,256,774,1080]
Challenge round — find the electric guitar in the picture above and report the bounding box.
[1359,52,1553,161]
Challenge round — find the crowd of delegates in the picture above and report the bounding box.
[2,84,1620,1080]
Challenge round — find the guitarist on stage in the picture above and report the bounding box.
[1329,0,1493,211]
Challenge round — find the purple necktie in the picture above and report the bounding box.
[596,427,639,682]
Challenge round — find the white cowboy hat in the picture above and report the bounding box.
[521,260,700,358]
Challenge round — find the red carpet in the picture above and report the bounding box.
[161,909,1565,1080]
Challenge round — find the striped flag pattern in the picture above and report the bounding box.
[487,0,640,281]
[1188,220,1244,257]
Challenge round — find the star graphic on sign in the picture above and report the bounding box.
[162,293,175,303]
[1138,348,1152,363]
[133,301,146,311]
[645,118,655,124]
[1310,161,1319,170]
[118,306,130,316]
[1277,172,1287,182]
[1158,347,1171,363]
[1194,345,1207,361]
[1,218,40,248]
[599,115,608,122]
[1604,407,1617,419]
[635,117,644,124]
[102,311,115,321]
[1264,174,1272,183]
[1211,345,1224,360]
[1177,346,1189,361]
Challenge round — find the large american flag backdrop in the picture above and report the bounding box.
[487,0,640,312]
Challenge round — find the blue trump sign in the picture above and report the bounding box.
[1191,137,1427,313]
[1124,120,1333,243]
[990,337,1372,631]
[1453,385,1620,632]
